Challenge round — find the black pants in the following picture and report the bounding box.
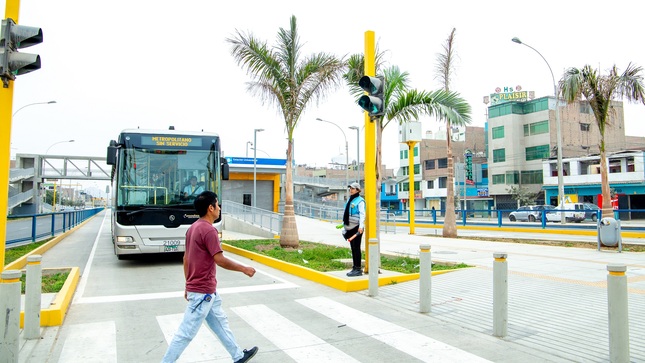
[344,226,363,270]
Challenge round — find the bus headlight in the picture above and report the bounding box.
[116,236,134,243]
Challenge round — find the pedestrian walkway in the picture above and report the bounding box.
[13,212,645,362]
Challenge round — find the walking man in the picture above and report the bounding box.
[343,182,366,277]
[162,191,258,363]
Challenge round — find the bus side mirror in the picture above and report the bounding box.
[220,157,229,180]
[107,141,118,165]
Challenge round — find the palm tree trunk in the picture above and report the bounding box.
[280,138,299,248]
[599,136,613,218]
[443,122,457,237]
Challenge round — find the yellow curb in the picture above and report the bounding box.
[222,243,457,292]
[19,267,80,328]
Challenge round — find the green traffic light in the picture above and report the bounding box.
[358,95,383,116]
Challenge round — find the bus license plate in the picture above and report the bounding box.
[163,240,180,252]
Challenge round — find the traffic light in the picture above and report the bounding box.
[1,18,42,87]
[358,75,384,116]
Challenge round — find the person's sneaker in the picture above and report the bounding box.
[346,269,362,277]
[234,346,258,363]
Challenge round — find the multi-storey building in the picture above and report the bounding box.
[397,126,491,215]
[486,96,631,209]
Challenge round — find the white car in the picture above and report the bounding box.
[546,203,586,223]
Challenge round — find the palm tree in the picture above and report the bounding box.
[227,15,346,248]
[434,28,463,238]
[560,63,645,218]
[345,61,471,232]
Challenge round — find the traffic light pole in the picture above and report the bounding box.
[1,0,21,273]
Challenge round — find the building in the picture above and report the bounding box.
[486,96,630,210]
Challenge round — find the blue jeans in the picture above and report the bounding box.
[162,292,243,362]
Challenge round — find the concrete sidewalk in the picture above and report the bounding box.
[293,215,645,362]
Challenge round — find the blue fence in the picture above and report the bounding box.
[5,208,104,247]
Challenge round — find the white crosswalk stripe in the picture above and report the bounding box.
[55,297,492,362]
[296,296,493,363]
[232,304,360,363]
[58,321,117,363]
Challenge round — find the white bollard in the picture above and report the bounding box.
[0,270,23,363]
[493,252,508,338]
[368,238,379,297]
[419,244,432,313]
[607,264,630,363]
[25,255,43,340]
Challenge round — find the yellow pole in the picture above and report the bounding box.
[406,141,417,234]
[363,31,376,272]
[1,0,22,273]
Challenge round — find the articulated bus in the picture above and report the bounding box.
[106,128,229,259]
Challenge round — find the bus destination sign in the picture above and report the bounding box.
[141,136,203,147]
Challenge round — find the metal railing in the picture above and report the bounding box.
[222,200,283,235]
[5,207,104,247]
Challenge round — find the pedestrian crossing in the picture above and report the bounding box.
[57,296,492,363]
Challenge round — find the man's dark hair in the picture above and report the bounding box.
[194,191,218,217]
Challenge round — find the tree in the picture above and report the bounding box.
[434,28,468,238]
[345,59,471,234]
[227,15,346,248]
[559,64,645,218]
[506,185,538,206]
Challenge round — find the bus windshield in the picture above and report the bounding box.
[116,146,218,207]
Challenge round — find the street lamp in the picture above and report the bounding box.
[246,141,253,157]
[316,118,349,200]
[512,37,565,224]
[253,129,264,210]
[349,126,360,183]
[12,100,56,118]
[45,139,75,155]
[250,147,270,157]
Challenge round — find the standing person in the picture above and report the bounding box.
[162,191,258,363]
[182,176,204,200]
[343,182,366,277]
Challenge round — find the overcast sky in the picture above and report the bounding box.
[6,0,645,192]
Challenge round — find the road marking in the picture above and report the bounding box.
[157,313,232,363]
[73,212,108,304]
[233,304,360,363]
[74,262,298,304]
[58,321,117,363]
[297,296,493,363]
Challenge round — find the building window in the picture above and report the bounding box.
[482,169,488,179]
[414,164,420,175]
[505,171,519,184]
[524,120,549,136]
[425,159,435,170]
[427,180,434,189]
[492,126,504,139]
[580,102,592,114]
[438,158,448,168]
[400,182,409,192]
[520,170,543,184]
[414,146,419,156]
[580,123,590,131]
[525,144,550,161]
[493,148,505,163]
[492,174,505,184]
[438,177,447,188]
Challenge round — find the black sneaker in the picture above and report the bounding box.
[346,269,363,277]
[235,346,258,363]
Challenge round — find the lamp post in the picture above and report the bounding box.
[349,126,360,183]
[246,141,253,157]
[12,100,56,118]
[512,37,565,224]
[45,139,75,155]
[251,148,270,157]
[253,129,264,211]
[316,118,349,200]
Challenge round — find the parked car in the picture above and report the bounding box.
[546,203,586,223]
[583,203,600,222]
[509,205,554,222]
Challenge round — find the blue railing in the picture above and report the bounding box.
[5,208,104,246]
